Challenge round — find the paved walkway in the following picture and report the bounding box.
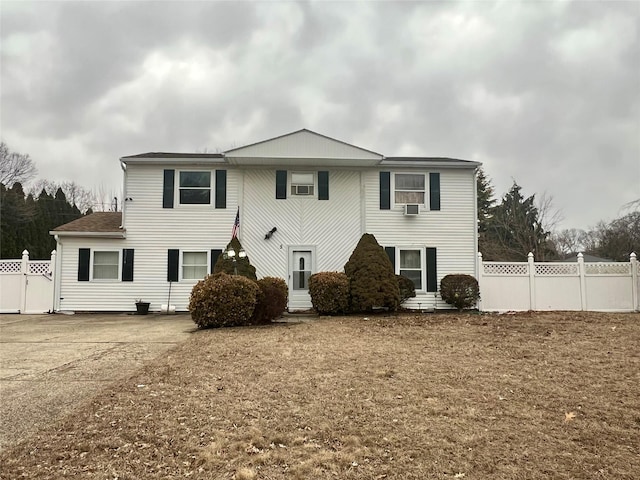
[0,313,195,450]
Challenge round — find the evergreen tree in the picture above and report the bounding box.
[344,233,400,312]
[484,182,556,261]
[213,237,257,280]
[476,167,497,257]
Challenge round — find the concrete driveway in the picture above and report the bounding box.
[0,313,195,450]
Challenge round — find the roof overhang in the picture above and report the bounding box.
[50,231,126,239]
[380,159,482,169]
[224,156,382,167]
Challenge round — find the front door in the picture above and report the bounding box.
[288,247,315,311]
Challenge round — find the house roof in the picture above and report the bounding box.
[383,157,481,168]
[121,152,224,159]
[50,212,125,237]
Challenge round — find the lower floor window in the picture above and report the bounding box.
[399,249,423,290]
[93,251,119,280]
[182,251,208,279]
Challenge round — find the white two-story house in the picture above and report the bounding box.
[51,129,480,312]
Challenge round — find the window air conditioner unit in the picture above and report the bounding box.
[404,204,419,216]
[293,185,313,195]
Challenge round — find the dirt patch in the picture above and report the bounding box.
[1,311,639,479]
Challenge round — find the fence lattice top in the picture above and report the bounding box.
[535,263,578,276]
[29,261,52,275]
[483,263,528,275]
[0,261,21,273]
[585,263,631,275]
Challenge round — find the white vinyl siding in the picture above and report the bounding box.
[182,251,207,280]
[92,251,119,280]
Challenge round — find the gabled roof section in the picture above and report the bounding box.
[224,129,384,167]
[120,152,225,166]
[50,212,125,238]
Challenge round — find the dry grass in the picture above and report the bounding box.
[1,311,639,479]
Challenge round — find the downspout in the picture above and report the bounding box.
[119,160,127,229]
[473,167,480,281]
[53,234,62,312]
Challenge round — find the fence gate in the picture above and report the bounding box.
[0,250,55,314]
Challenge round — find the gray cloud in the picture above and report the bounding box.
[1,0,638,229]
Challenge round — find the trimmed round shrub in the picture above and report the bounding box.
[308,271,349,315]
[440,274,480,310]
[213,237,257,281]
[252,276,288,324]
[344,233,400,312]
[396,274,416,305]
[189,272,260,328]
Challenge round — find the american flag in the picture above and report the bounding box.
[231,207,240,238]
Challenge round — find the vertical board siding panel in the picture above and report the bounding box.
[426,247,437,292]
[385,247,396,270]
[211,249,222,273]
[318,171,329,200]
[429,172,441,211]
[379,172,390,210]
[167,250,179,282]
[78,248,90,281]
[122,249,134,281]
[276,170,287,199]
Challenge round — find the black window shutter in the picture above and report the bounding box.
[276,170,287,199]
[385,246,396,271]
[429,172,440,211]
[167,249,179,282]
[163,169,175,208]
[215,170,226,209]
[380,172,390,210]
[210,249,222,273]
[122,249,134,282]
[426,247,437,292]
[78,248,90,281]
[318,171,329,200]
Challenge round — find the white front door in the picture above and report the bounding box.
[288,247,315,311]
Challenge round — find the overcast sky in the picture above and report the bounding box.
[1,0,638,230]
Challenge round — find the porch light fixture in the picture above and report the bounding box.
[224,246,247,275]
[265,227,277,240]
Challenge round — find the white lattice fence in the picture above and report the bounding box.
[478,252,639,312]
[0,250,55,314]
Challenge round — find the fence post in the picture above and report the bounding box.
[477,252,483,311]
[50,250,57,313]
[577,252,587,311]
[528,252,535,310]
[20,250,29,314]
[631,252,638,312]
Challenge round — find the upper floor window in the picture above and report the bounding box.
[93,251,120,280]
[179,171,211,204]
[395,174,425,204]
[291,172,315,196]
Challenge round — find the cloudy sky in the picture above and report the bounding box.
[1,0,638,230]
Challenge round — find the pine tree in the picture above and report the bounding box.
[476,167,497,258]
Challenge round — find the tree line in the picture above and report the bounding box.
[1,142,118,259]
[477,168,639,262]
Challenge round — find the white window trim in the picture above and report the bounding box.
[290,171,316,198]
[177,170,213,206]
[180,250,209,281]
[396,246,426,292]
[393,172,426,207]
[90,250,121,282]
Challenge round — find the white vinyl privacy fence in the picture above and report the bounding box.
[0,250,55,314]
[478,252,639,312]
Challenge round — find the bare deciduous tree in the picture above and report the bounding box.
[0,142,37,187]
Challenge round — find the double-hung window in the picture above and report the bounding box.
[93,251,120,280]
[395,174,425,205]
[179,171,211,204]
[399,249,423,290]
[291,172,315,196]
[182,251,208,280]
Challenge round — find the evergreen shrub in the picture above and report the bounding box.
[308,271,349,315]
[344,233,400,312]
[252,276,288,324]
[440,274,480,310]
[396,274,416,305]
[213,237,257,281]
[189,273,259,328]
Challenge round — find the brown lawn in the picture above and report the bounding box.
[1,311,639,479]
